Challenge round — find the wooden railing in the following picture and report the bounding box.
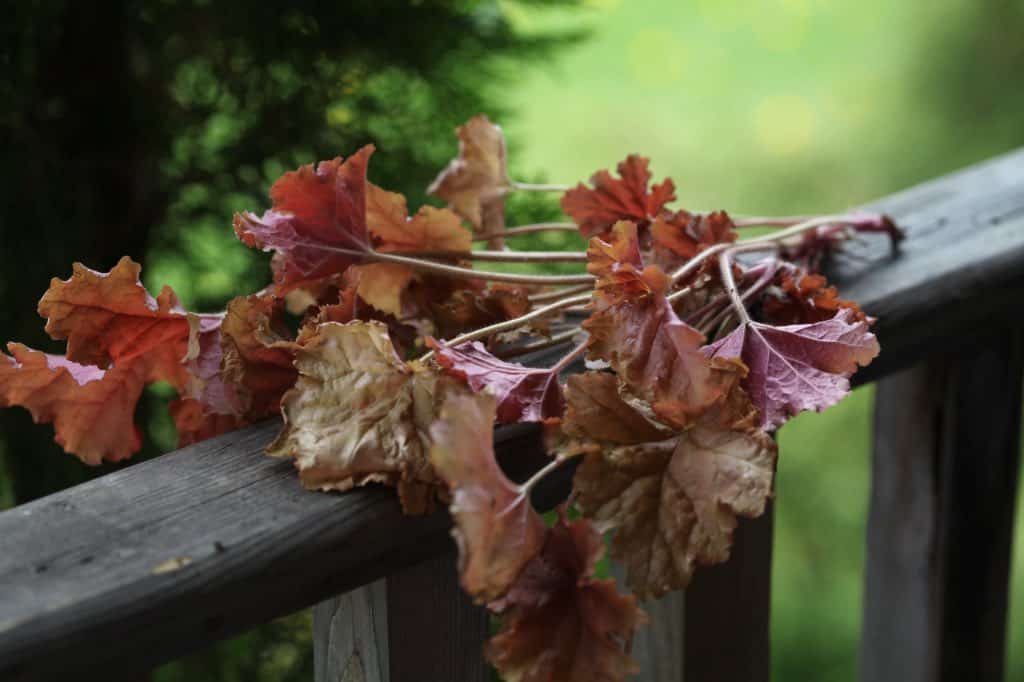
[2,149,1024,682]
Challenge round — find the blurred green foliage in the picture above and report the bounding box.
[2,0,1024,680]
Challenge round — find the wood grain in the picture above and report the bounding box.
[860,327,1023,682]
[314,580,389,682]
[2,148,1024,679]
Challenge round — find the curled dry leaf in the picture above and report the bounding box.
[485,515,646,682]
[562,155,676,238]
[37,256,192,387]
[585,222,744,428]
[429,285,531,340]
[428,114,511,240]
[704,308,880,430]
[430,392,547,602]
[234,145,374,294]
[563,372,776,598]
[431,340,564,423]
[650,210,737,271]
[267,320,460,514]
[761,272,867,325]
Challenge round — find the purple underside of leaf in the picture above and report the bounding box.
[704,309,879,429]
[433,340,564,423]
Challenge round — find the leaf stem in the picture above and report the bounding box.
[472,223,578,242]
[422,292,592,362]
[529,283,593,303]
[549,340,589,374]
[305,242,594,285]
[402,249,587,263]
[718,250,751,325]
[521,457,568,496]
[496,328,579,359]
[511,181,571,193]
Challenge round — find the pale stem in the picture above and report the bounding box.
[700,257,779,333]
[472,223,578,242]
[421,292,592,362]
[718,250,751,325]
[732,215,815,228]
[670,214,867,284]
[529,283,593,303]
[511,181,572,193]
[548,340,589,374]
[403,249,587,263]
[497,328,580,359]
[520,457,568,496]
[305,242,594,285]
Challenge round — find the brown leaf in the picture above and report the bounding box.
[485,516,646,682]
[430,392,547,602]
[429,285,531,340]
[267,321,459,514]
[649,210,737,271]
[220,294,298,418]
[562,155,676,238]
[761,272,867,325]
[428,115,511,239]
[564,372,776,598]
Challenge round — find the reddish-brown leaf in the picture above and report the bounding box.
[561,155,676,238]
[650,210,737,271]
[430,392,547,602]
[234,145,374,294]
[427,115,511,237]
[704,308,880,429]
[485,516,646,682]
[429,285,531,340]
[37,257,192,389]
[585,222,743,428]
[431,340,564,423]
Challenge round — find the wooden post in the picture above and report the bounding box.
[861,328,1023,682]
[683,502,774,682]
[314,552,490,682]
[609,564,684,682]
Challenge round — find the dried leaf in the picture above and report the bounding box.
[0,344,147,464]
[585,222,743,428]
[428,115,511,236]
[431,340,564,423]
[429,285,531,340]
[267,321,457,514]
[650,210,737,271]
[562,155,676,238]
[761,272,867,325]
[368,182,472,253]
[704,308,880,430]
[564,372,776,598]
[234,145,374,294]
[430,392,547,602]
[485,516,646,682]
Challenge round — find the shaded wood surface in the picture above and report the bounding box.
[861,328,1023,682]
[610,562,684,682]
[2,148,1024,679]
[314,580,389,682]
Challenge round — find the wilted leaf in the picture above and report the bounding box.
[704,308,880,430]
[585,222,743,428]
[650,210,737,271]
[267,321,459,514]
[562,155,675,238]
[428,115,511,238]
[429,285,531,340]
[431,340,564,423]
[0,344,148,464]
[564,372,777,598]
[234,145,374,294]
[485,516,646,682]
[221,294,298,418]
[430,392,547,602]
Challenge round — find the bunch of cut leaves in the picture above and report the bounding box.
[0,115,899,681]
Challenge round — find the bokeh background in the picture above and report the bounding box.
[2,1,1023,680]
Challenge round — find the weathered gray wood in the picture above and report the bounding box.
[609,562,684,682]
[314,580,389,682]
[387,553,491,682]
[860,327,1023,682]
[684,503,774,682]
[3,148,1024,678]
